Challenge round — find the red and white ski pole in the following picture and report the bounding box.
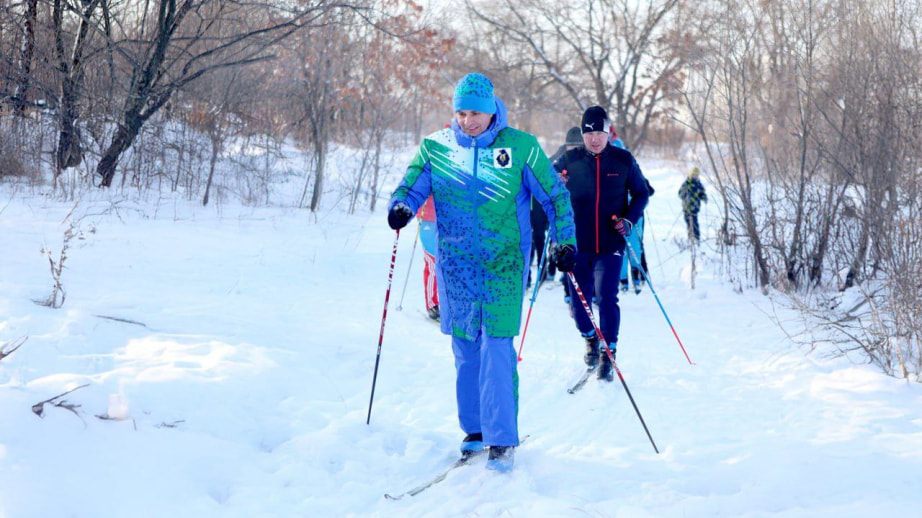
[517,229,552,362]
[567,271,660,454]
[366,230,401,425]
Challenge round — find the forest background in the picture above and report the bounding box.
[1,0,921,381]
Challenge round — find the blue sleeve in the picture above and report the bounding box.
[523,162,576,248]
[389,146,433,217]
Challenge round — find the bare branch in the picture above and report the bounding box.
[32,384,90,424]
[93,315,149,328]
[0,337,28,362]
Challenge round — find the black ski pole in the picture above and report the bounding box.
[367,230,401,425]
[566,271,660,454]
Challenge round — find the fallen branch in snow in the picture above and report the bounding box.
[93,315,149,328]
[156,420,185,429]
[0,336,27,362]
[95,413,138,430]
[32,384,90,424]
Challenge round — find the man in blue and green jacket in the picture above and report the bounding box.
[387,73,576,472]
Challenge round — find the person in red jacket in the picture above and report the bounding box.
[418,196,440,320]
[552,106,649,381]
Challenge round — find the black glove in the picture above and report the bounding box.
[387,202,413,230]
[611,215,633,237]
[553,244,577,272]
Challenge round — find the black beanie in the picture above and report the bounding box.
[565,126,583,145]
[581,106,611,134]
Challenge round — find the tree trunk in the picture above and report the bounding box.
[56,75,84,171]
[842,222,870,290]
[740,194,770,288]
[690,239,697,290]
[51,0,102,176]
[369,136,382,213]
[12,0,38,115]
[97,119,141,187]
[202,136,220,206]
[310,138,325,212]
[809,181,847,285]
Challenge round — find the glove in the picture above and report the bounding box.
[553,244,577,272]
[387,202,413,230]
[611,215,633,237]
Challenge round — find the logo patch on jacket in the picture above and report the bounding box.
[493,148,512,168]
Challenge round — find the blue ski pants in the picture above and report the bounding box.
[451,330,519,447]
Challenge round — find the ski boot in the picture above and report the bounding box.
[583,332,600,368]
[460,433,483,456]
[598,346,616,382]
[486,446,515,473]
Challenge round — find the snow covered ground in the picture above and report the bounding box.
[2,158,921,518]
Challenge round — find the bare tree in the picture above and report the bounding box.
[52,0,104,179]
[179,67,257,206]
[95,0,365,188]
[680,0,922,378]
[678,0,772,288]
[10,0,38,114]
[288,19,349,211]
[341,8,453,213]
[449,16,570,137]
[466,0,683,150]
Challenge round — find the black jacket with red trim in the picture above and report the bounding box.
[552,144,650,254]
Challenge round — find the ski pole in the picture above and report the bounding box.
[367,230,400,425]
[623,239,694,365]
[644,210,665,280]
[566,271,660,454]
[395,220,421,311]
[516,228,552,362]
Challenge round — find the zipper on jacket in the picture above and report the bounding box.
[595,155,601,253]
[472,139,484,328]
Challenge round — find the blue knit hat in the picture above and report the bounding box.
[453,73,496,114]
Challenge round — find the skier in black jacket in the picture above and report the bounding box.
[552,106,650,381]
